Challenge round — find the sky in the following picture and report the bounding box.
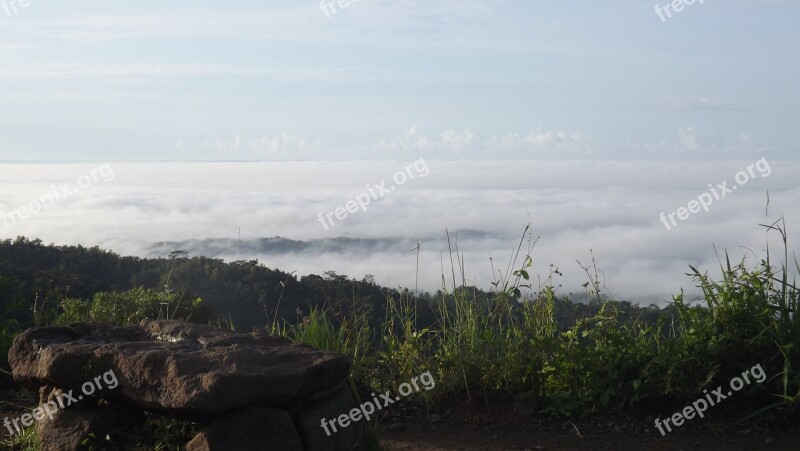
[0,1,797,303]
[0,0,798,161]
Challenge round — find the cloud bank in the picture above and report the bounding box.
[0,160,797,305]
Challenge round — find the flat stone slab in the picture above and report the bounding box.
[10,320,350,415]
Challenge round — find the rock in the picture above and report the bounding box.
[295,387,373,451]
[9,320,350,415]
[184,406,302,451]
[36,387,142,451]
[39,385,95,410]
[9,320,364,449]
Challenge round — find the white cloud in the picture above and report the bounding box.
[1,160,796,304]
[677,127,701,152]
[641,127,769,155]
[484,130,596,156]
[358,126,598,158]
[175,133,321,160]
[244,133,322,158]
[173,126,774,161]
[364,126,475,154]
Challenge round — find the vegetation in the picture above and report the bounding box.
[1,424,39,451]
[56,287,210,327]
[0,414,199,451]
[280,219,799,424]
[1,216,799,448]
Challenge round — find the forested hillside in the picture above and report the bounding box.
[0,237,666,333]
[0,237,398,331]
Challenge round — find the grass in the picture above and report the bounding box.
[281,218,800,424]
[0,414,199,451]
[0,425,40,451]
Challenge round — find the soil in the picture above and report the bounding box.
[4,390,798,450]
[378,401,800,451]
[0,388,34,440]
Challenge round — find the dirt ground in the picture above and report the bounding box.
[4,390,798,450]
[379,402,800,451]
[380,421,798,451]
[0,388,33,440]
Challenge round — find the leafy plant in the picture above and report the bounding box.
[56,287,207,326]
[0,425,40,451]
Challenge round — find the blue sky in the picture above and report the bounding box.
[0,0,797,161]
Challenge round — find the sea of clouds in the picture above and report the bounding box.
[0,160,797,306]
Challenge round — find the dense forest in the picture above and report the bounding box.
[0,236,395,332]
[0,236,667,334]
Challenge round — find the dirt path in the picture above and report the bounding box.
[381,423,797,450]
[379,404,799,451]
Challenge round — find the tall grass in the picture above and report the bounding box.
[278,218,799,423]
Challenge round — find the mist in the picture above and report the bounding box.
[1,159,797,305]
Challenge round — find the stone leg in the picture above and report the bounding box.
[295,388,374,451]
[36,386,142,451]
[184,406,303,451]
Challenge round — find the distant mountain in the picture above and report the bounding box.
[145,229,497,258]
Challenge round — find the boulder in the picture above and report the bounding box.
[8,320,372,450]
[9,320,350,415]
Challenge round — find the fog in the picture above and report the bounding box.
[1,160,797,305]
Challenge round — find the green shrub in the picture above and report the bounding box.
[0,316,20,384]
[56,287,208,326]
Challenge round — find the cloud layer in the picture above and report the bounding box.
[0,160,797,305]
